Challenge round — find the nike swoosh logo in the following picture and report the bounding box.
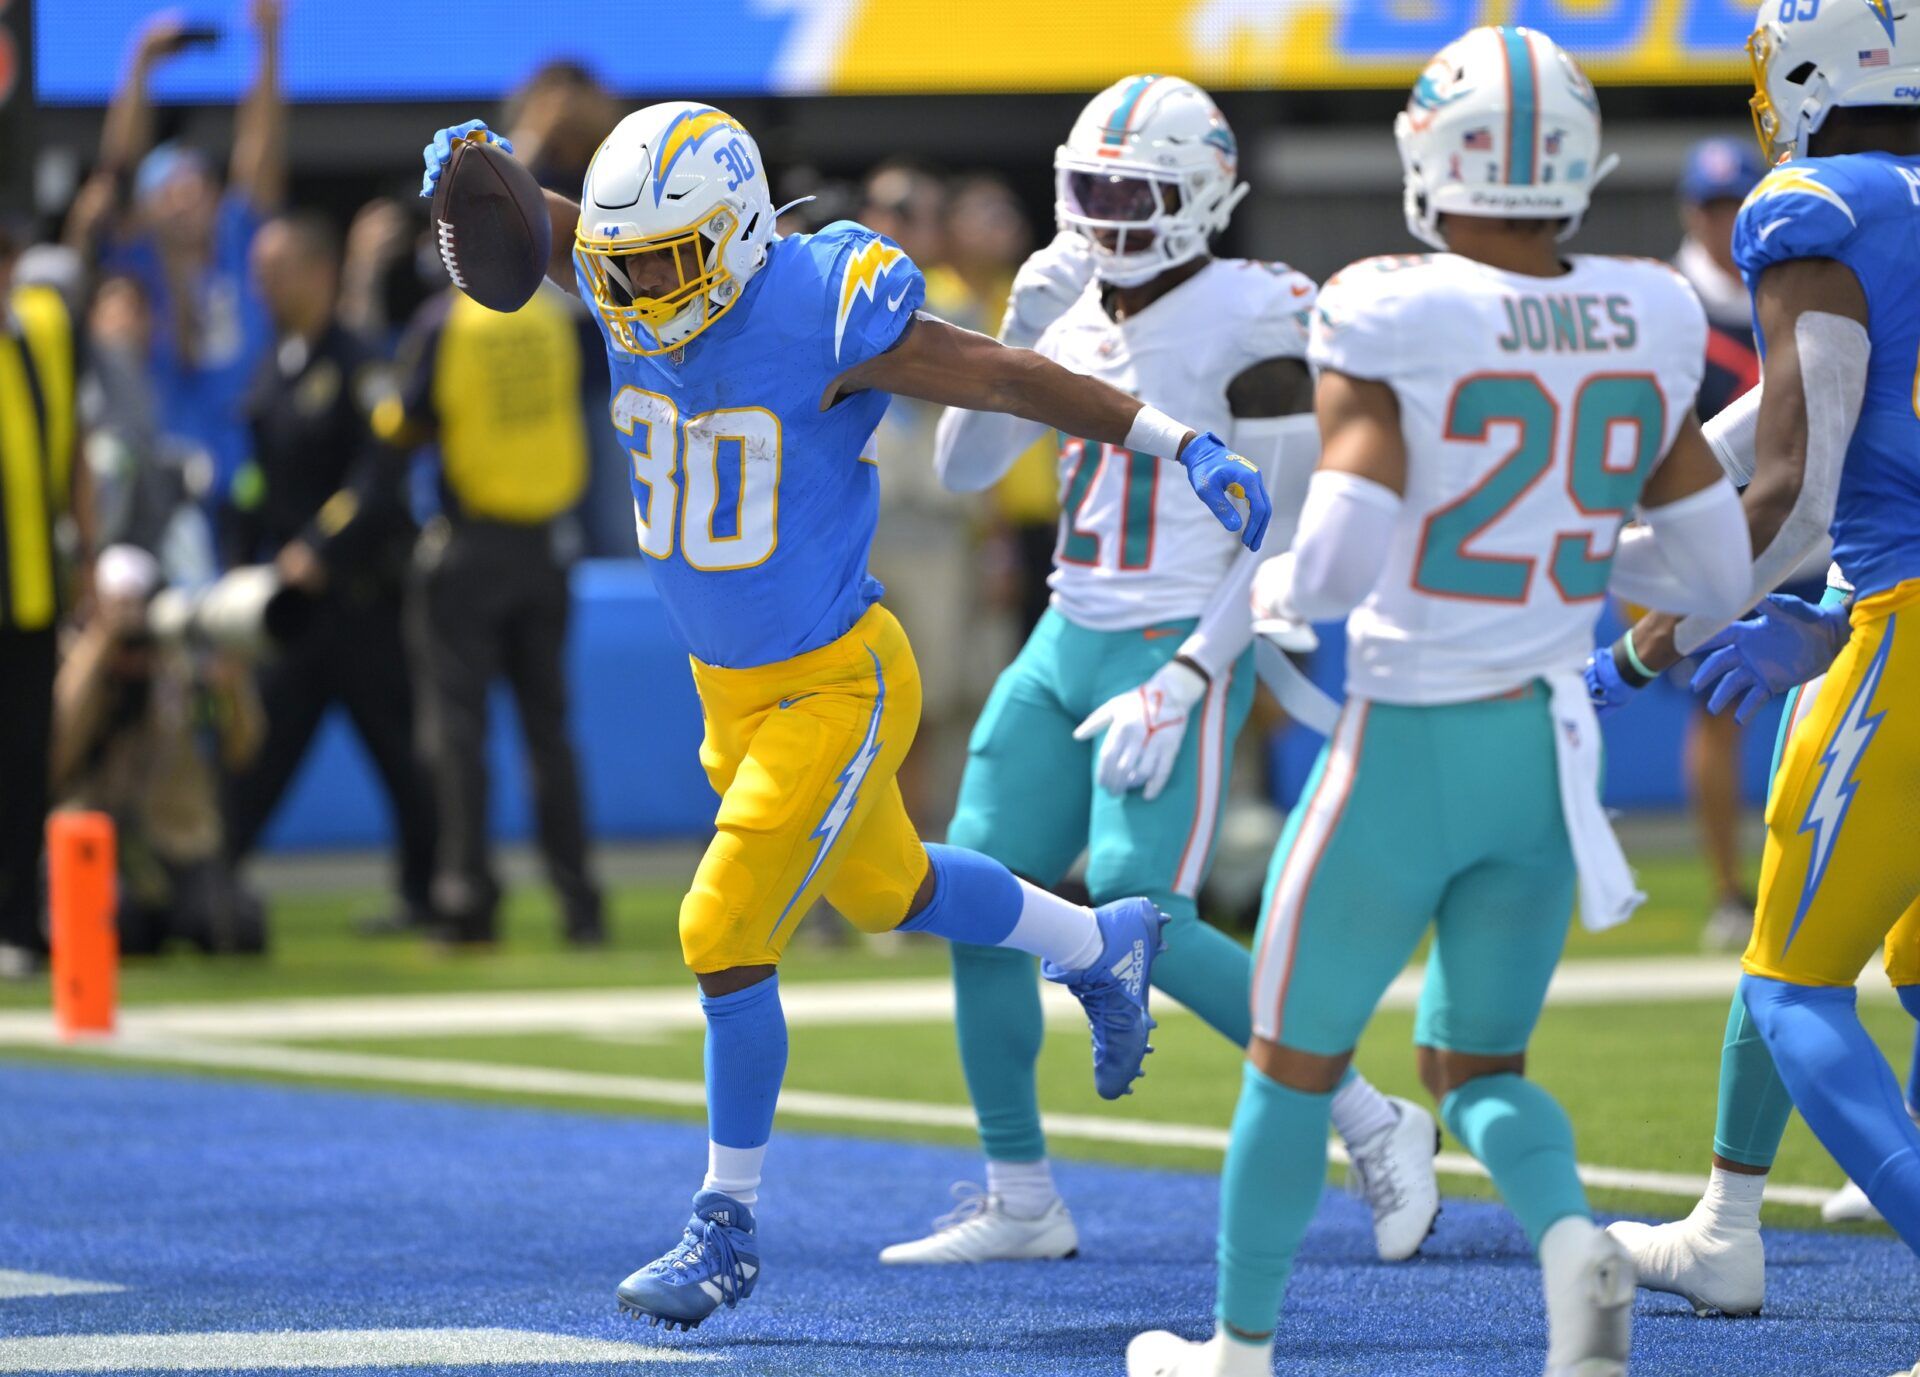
[886,285,911,311]
[777,694,815,709]
[1757,217,1791,243]
[1141,627,1181,640]
[1290,282,1311,297]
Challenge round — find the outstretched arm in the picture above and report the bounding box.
[834,314,1270,548]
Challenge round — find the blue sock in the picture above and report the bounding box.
[951,942,1047,1162]
[898,844,1023,947]
[1140,898,1253,1046]
[1713,989,1796,1169]
[1441,1073,1588,1248]
[1742,974,1920,1251]
[701,976,788,1156]
[1901,987,1920,1120]
[1216,1062,1330,1339]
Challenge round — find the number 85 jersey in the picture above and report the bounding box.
[587,220,926,669]
[1309,252,1706,706]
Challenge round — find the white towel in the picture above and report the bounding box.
[1546,673,1645,931]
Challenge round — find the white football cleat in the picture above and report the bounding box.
[1345,1095,1442,1262]
[878,1186,1078,1265]
[1820,1179,1882,1224]
[1606,1210,1763,1316]
[1127,1331,1271,1377]
[1541,1218,1634,1377]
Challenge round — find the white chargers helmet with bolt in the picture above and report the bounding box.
[1394,26,1619,251]
[574,101,776,355]
[1748,0,1920,164]
[1054,75,1248,288]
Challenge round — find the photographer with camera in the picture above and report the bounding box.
[52,546,265,954]
[219,212,437,933]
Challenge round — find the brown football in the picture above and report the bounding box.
[429,136,553,313]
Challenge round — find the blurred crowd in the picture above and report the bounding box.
[0,5,1055,978]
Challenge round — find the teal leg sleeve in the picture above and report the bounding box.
[951,941,1047,1163]
[1712,989,1796,1169]
[1216,1063,1330,1338]
[1146,901,1254,1048]
[1441,1073,1589,1248]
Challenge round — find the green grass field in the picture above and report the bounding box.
[3,849,1909,1232]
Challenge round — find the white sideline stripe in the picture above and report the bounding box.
[45,1033,1837,1209]
[0,1270,124,1299]
[0,1328,706,1372]
[0,957,1890,1046]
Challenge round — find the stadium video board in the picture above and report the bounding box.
[37,0,1758,103]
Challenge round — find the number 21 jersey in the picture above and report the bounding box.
[1309,253,1706,705]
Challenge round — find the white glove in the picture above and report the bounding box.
[999,231,1097,348]
[1249,552,1319,653]
[1073,659,1208,801]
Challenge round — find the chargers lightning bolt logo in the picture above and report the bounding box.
[834,241,908,361]
[1787,621,1895,949]
[769,647,887,938]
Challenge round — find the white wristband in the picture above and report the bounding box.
[1125,404,1191,461]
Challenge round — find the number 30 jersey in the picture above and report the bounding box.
[584,220,925,669]
[1309,252,1706,706]
[1034,257,1315,630]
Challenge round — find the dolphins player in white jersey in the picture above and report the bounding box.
[1128,27,1755,1377]
[880,75,1442,1269]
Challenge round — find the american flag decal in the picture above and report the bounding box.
[1463,128,1493,150]
[1861,48,1890,67]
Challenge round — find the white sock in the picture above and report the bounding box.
[1694,1164,1765,1232]
[1329,1074,1399,1146]
[1538,1214,1603,1368]
[704,1142,765,1207]
[1006,879,1102,971]
[986,1158,1058,1219]
[1209,1323,1276,1376]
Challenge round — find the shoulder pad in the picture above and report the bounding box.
[1734,162,1862,279]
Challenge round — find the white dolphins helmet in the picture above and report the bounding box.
[574,102,776,355]
[1393,26,1619,251]
[1748,0,1920,164]
[1054,75,1248,287]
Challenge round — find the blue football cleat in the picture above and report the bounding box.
[615,1190,760,1331]
[1044,898,1166,1099]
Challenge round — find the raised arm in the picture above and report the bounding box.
[542,189,581,295]
[229,0,287,213]
[834,315,1270,549]
[100,14,189,180]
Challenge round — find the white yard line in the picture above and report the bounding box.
[0,957,1889,1047]
[23,1032,1837,1209]
[0,1329,707,1372]
[0,1270,124,1300]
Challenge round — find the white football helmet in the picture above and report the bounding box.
[1748,0,1920,164]
[1054,75,1248,287]
[574,101,776,355]
[1393,26,1618,251]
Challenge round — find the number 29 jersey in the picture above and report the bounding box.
[582,220,926,669]
[1309,252,1706,706]
[1034,257,1315,630]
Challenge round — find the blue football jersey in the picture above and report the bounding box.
[580,221,926,668]
[1734,153,1920,600]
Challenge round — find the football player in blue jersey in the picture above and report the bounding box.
[419,104,1274,1331]
[1585,0,1920,1327]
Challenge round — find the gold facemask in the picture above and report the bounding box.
[1748,28,1792,165]
[575,204,740,356]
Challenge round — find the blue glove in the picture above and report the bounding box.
[420,120,514,198]
[1179,431,1272,551]
[1583,646,1637,718]
[1689,594,1850,724]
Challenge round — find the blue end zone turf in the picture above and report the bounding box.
[3,1064,1915,1374]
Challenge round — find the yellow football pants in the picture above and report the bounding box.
[679,604,931,974]
[1746,579,1920,988]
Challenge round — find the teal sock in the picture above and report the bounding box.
[1441,1073,1588,1247]
[1216,1062,1330,1338]
[1137,898,1253,1047]
[951,941,1047,1162]
[1712,989,1796,1169]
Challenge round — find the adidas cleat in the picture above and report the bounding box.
[878,1184,1078,1265]
[1046,898,1166,1100]
[1346,1095,1442,1262]
[615,1190,760,1330]
[1606,1208,1763,1316]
